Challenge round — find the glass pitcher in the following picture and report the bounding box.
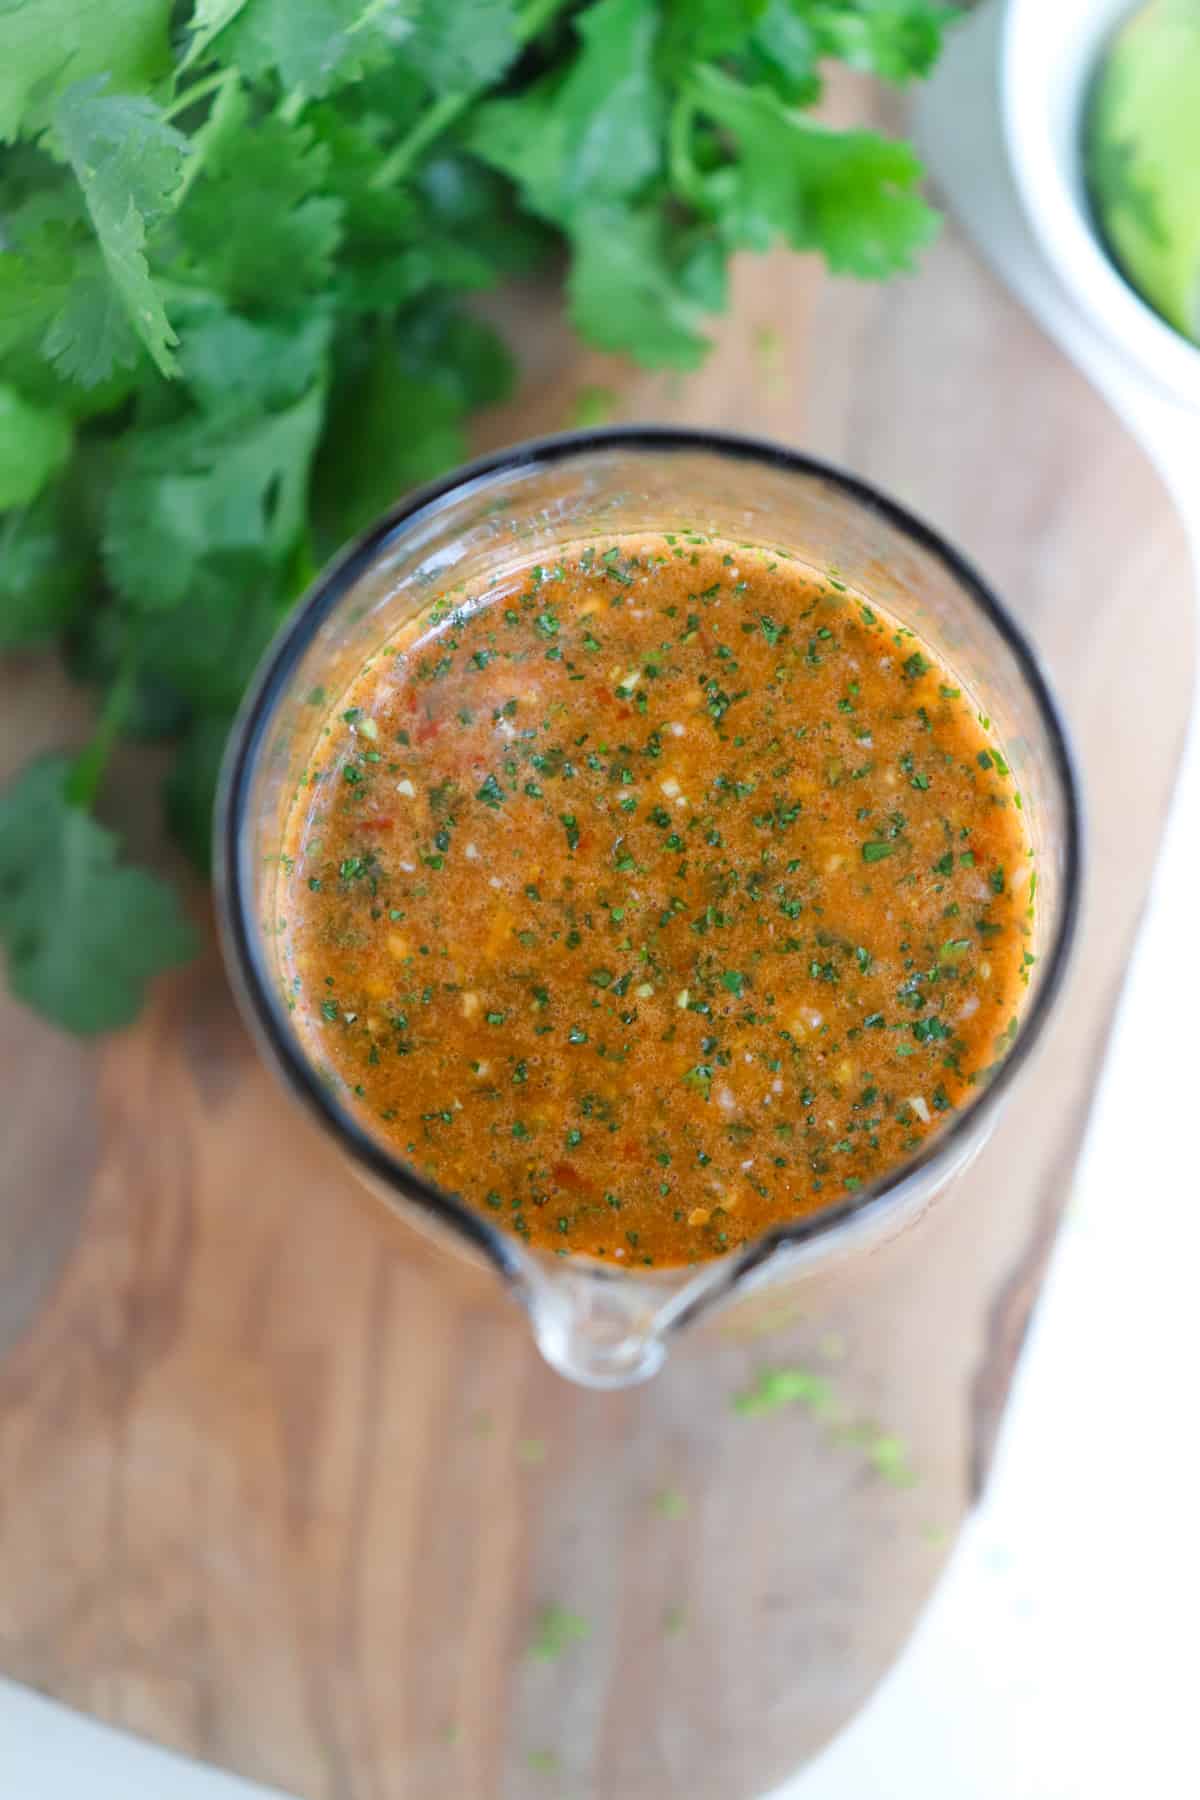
[216,429,1081,1388]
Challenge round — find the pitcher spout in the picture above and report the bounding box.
[519,1263,674,1389]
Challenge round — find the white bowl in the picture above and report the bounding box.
[1003,0,1200,411]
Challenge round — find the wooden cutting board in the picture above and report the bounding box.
[0,102,1193,1800]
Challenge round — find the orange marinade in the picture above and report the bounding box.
[282,534,1032,1267]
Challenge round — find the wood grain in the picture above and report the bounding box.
[0,125,1193,1800]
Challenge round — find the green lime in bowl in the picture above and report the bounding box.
[1085,0,1200,348]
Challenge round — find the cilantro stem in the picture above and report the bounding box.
[368,0,571,189]
[65,625,142,813]
[285,527,318,601]
[167,67,239,211]
[668,94,701,204]
[518,0,573,51]
[161,68,232,122]
[278,87,307,126]
[370,91,465,189]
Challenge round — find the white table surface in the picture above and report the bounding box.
[3,5,1197,1796]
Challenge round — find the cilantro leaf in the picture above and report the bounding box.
[218,0,407,99]
[55,80,186,227]
[400,0,521,95]
[0,217,73,365]
[165,713,234,872]
[742,2,823,105]
[41,254,147,388]
[62,603,191,740]
[807,1,953,85]
[0,0,171,142]
[316,135,522,312]
[684,63,939,275]
[0,487,88,650]
[136,560,294,713]
[176,103,343,304]
[0,190,150,397]
[661,0,770,65]
[529,1605,590,1661]
[103,384,325,611]
[314,305,512,544]
[398,300,515,412]
[866,1429,918,1487]
[414,153,551,280]
[179,1,252,74]
[0,755,196,1034]
[175,299,332,419]
[52,79,188,381]
[471,0,663,221]
[0,383,71,508]
[732,1365,832,1416]
[567,205,712,369]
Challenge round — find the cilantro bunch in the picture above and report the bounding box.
[0,0,953,1035]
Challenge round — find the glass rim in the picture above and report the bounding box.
[216,425,1084,1299]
